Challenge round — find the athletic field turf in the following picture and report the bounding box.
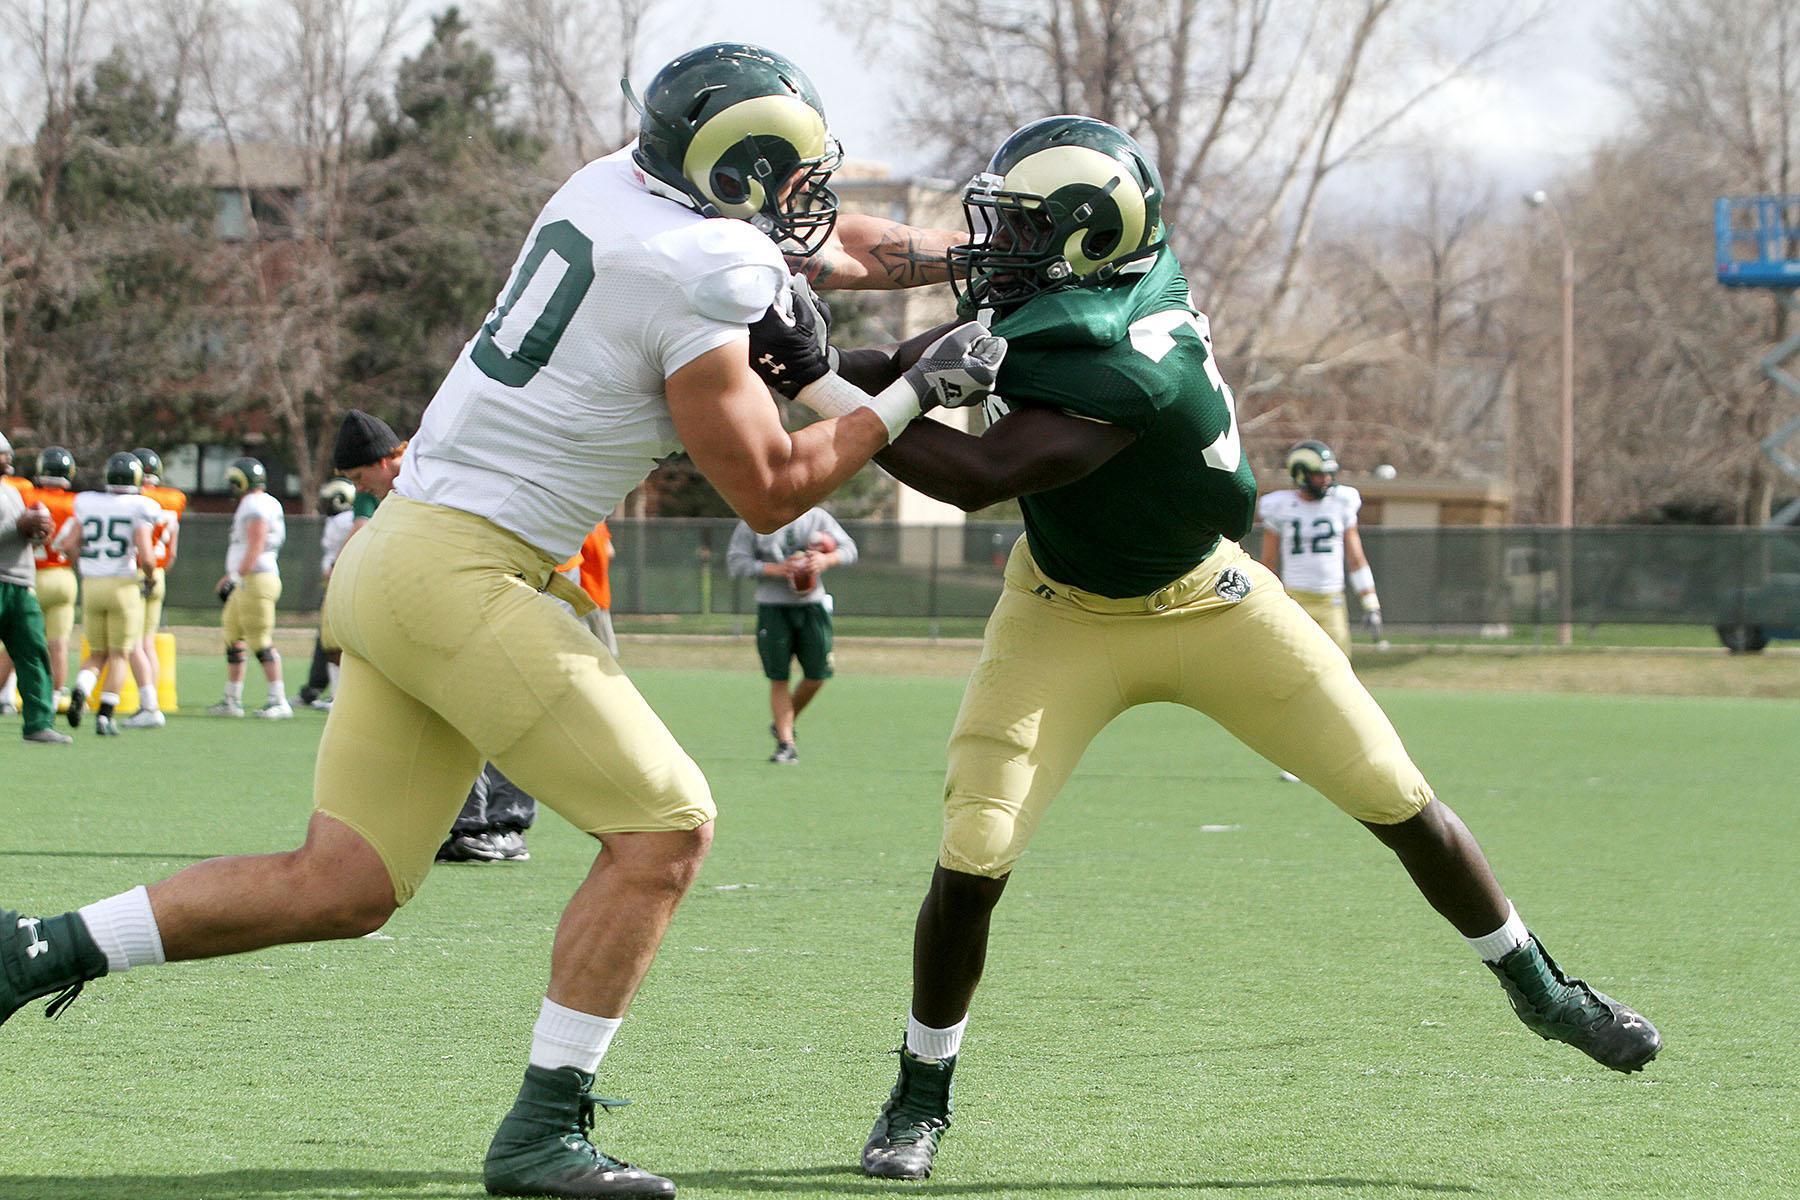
[3,657,1796,1199]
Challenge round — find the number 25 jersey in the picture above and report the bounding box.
[71,491,159,578]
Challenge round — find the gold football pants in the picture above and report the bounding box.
[80,575,144,653]
[1288,589,1351,656]
[34,566,77,641]
[315,497,714,904]
[222,572,281,651]
[940,538,1433,878]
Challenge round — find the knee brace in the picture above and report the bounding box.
[255,646,279,665]
[225,646,246,665]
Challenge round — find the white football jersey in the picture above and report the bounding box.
[320,509,355,572]
[228,491,286,576]
[1258,485,1362,594]
[397,142,789,560]
[71,491,159,579]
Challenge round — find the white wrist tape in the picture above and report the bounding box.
[1349,565,1377,598]
[793,372,921,443]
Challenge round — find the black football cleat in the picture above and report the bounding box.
[862,1049,955,1180]
[484,1065,674,1197]
[2,908,108,1027]
[1488,936,1661,1073]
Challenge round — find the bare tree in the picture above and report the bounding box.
[478,0,659,160]
[1612,0,1800,523]
[169,0,415,499]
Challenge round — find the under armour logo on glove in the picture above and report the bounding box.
[748,273,833,398]
[18,916,48,959]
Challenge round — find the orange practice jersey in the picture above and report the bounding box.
[142,483,188,570]
[33,486,77,569]
[3,475,32,507]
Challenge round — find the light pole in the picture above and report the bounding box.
[1525,188,1575,646]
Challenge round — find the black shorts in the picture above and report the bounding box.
[756,603,834,681]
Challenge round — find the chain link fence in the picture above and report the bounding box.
[158,515,1800,639]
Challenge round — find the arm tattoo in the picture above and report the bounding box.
[870,229,951,285]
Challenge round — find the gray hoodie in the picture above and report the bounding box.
[727,509,857,607]
[1,481,37,588]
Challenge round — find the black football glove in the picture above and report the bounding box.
[217,578,237,604]
[140,574,156,600]
[748,275,832,398]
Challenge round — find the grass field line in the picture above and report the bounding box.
[156,625,1800,701]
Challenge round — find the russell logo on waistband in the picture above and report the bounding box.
[1215,567,1252,603]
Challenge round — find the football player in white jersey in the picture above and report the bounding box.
[53,453,159,736]
[208,457,290,719]
[0,43,1004,1199]
[1258,440,1385,655]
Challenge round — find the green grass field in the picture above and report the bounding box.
[3,658,1797,1199]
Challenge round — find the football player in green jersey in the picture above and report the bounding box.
[759,115,1662,1182]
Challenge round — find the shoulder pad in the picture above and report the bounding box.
[646,219,787,325]
[1336,485,1362,509]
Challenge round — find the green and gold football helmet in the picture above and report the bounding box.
[624,42,842,256]
[318,476,356,516]
[226,457,266,497]
[104,451,143,491]
[950,115,1167,314]
[1285,440,1339,499]
[36,446,75,487]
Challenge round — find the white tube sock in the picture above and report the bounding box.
[529,997,622,1073]
[905,1012,967,1061]
[1465,901,1530,963]
[78,886,167,973]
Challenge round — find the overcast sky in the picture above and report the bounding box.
[631,0,1632,197]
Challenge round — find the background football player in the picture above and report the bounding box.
[54,452,159,736]
[208,457,290,719]
[726,507,857,763]
[0,41,1002,1200]
[0,436,67,743]
[295,476,357,710]
[28,446,80,709]
[125,446,184,728]
[752,115,1661,1182]
[1259,439,1384,655]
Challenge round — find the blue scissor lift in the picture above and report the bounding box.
[1714,197,1800,650]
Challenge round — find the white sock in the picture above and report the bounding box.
[1465,901,1530,963]
[267,676,285,703]
[327,660,340,694]
[138,688,159,712]
[99,691,120,710]
[224,679,243,704]
[2,670,15,697]
[76,668,98,695]
[905,1012,967,1061]
[529,997,622,1073]
[78,886,167,973]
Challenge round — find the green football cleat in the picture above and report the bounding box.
[1,908,108,1027]
[1487,936,1661,1073]
[861,1049,955,1180]
[484,1065,674,1197]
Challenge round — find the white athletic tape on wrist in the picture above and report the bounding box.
[1349,565,1377,598]
[794,372,921,443]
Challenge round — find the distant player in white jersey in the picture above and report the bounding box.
[54,452,158,736]
[0,42,1005,1198]
[206,457,289,719]
[1258,439,1385,657]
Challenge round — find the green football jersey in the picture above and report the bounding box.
[987,250,1257,598]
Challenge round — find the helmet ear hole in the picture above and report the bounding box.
[712,168,746,203]
[1083,228,1119,260]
